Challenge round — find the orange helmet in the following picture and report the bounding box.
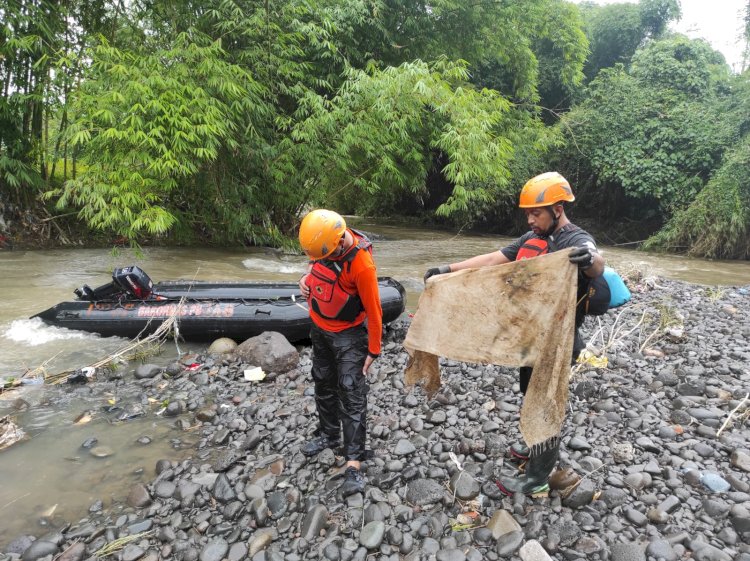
[299,209,347,260]
[519,172,575,208]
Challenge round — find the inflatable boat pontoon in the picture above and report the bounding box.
[32,266,406,342]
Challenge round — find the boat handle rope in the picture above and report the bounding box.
[88,294,309,307]
[291,294,309,311]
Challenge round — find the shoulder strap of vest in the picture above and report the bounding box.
[548,223,581,252]
[318,229,373,274]
[349,229,373,252]
[340,229,373,272]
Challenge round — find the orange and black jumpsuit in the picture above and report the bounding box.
[305,230,382,461]
[501,224,599,394]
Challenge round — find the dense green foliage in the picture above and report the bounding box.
[1,0,749,258]
[52,35,263,239]
[579,0,681,81]
[646,135,750,259]
[547,34,750,256]
[555,37,735,210]
[644,73,750,258]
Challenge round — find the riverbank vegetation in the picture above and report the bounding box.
[0,0,749,257]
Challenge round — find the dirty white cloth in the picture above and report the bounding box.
[0,415,26,451]
[403,250,578,448]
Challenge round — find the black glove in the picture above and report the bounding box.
[569,246,594,270]
[424,265,451,284]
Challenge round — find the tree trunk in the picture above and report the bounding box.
[50,109,68,183]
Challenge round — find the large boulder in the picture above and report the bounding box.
[234,331,299,374]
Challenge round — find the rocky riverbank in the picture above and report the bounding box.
[2,277,750,561]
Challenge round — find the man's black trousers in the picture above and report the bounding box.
[310,323,369,461]
[520,327,585,395]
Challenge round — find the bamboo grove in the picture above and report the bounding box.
[1,0,749,258]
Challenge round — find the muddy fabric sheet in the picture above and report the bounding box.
[403,250,578,448]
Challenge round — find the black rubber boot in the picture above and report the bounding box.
[508,442,530,465]
[301,434,341,457]
[496,438,560,496]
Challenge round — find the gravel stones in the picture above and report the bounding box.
[486,510,521,539]
[6,536,34,555]
[154,481,176,499]
[359,521,385,549]
[134,364,161,379]
[624,508,648,526]
[612,442,635,463]
[646,539,678,561]
[729,504,750,535]
[700,472,731,493]
[406,479,446,505]
[56,542,85,561]
[496,531,524,556]
[450,471,480,500]
[436,549,466,561]
[89,445,113,458]
[126,484,151,508]
[224,542,246,561]
[730,449,750,472]
[693,544,733,561]
[393,439,416,456]
[21,540,59,561]
[248,531,274,557]
[568,437,591,451]
[600,488,628,509]
[635,436,660,452]
[658,495,681,514]
[519,540,553,561]
[427,410,447,424]
[212,449,239,472]
[610,543,646,561]
[211,473,236,503]
[623,472,652,490]
[301,505,328,541]
[121,545,145,561]
[199,538,228,561]
[702,498,730,518]
[7,279,750,561]
[561,478,596,509]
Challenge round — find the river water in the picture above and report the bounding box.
[1,221,749,544]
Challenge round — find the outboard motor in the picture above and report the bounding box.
[113,266,153,299]
[74,281,121,301]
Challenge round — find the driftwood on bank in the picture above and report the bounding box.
[46,299,186,385]
[1,298,187,390]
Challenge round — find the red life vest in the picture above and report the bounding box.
[515,238,549,261]
[307,230,373,322]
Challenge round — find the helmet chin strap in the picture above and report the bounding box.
[539,207,559,238]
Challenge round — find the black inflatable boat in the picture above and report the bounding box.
[32,266,406,342]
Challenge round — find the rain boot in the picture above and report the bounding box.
[508,442,530,465]
[496,438,560,496]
